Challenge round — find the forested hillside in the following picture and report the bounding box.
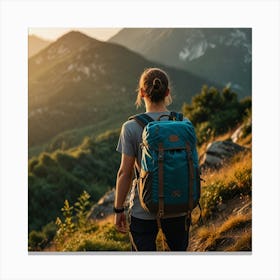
[28,129,120,232]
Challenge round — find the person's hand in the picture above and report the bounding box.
[114,212,127,234]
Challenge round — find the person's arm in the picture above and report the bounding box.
[114,153,135,233]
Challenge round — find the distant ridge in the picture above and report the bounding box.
[28,35,52,58]
[109,28,252,98]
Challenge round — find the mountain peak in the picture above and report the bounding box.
[55,30,99,46]
[29,30,101,62]
[59,30,92,40]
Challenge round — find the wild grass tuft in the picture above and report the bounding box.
[200,150,251,218]
[225,230,251,251]
[194,212,251,251]
[219,213,251,235]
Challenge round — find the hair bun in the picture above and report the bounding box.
[153,78,162,90]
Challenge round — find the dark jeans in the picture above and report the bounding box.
[129,215,191,251]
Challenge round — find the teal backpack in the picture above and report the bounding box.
[129,111,201,219]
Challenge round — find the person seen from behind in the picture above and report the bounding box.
[114,67,198,251]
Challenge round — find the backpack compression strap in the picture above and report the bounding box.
[186,142,194,210]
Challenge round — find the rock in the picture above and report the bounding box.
[217,203,227,212]
[200,140,247,170]
[97,189,115,205]
[231,118,252,143]
[233,200,252,216]
[231,125,244,143]
[88,184,132,220]
[88,189,115,220]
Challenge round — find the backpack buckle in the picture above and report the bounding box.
[186,143,192,160]
[158,152,164,161]
[158,143,164,161]
[158,209,164,218]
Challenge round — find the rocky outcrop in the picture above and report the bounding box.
[88,189,116,220]
[200,140,247,170]
[231,118,251,143]
[231,125,245,143]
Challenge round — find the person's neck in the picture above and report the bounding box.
[145,102,168,113]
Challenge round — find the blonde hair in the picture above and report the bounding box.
[135,68,172,108]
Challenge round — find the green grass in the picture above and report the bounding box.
[52,215,131,252]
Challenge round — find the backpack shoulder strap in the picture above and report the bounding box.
[128,113,154,180]
[128,113,154,128]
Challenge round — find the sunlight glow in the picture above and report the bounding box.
[28,28,122,42]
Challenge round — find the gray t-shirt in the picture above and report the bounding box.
[116,111,172,220]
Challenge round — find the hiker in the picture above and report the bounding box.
[114,67,199,251]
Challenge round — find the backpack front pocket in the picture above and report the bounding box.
[138,170,156,213]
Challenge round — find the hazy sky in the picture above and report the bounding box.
[28,28,123,41]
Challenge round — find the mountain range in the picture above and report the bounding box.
[29,31,217,149]
[109,28,252,97]
[28,35,51,58]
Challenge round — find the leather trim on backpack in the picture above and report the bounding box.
[158,142,164,218]
[186,142,194,210]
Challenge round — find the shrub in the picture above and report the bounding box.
[32,163,49,177]
[28,158,39,173]
[73,237,130,251]
[102,225,130,243]
[39,153,56,167]
[42,222,57,241]
[74,191,92,228]
[28,230,46,251]
[182,85,251,145]
[54,151,77,171]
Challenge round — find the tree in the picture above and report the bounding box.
[182,85,251,145]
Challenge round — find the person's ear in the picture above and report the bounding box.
[165,88,170,96]
[140,88,146,98]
